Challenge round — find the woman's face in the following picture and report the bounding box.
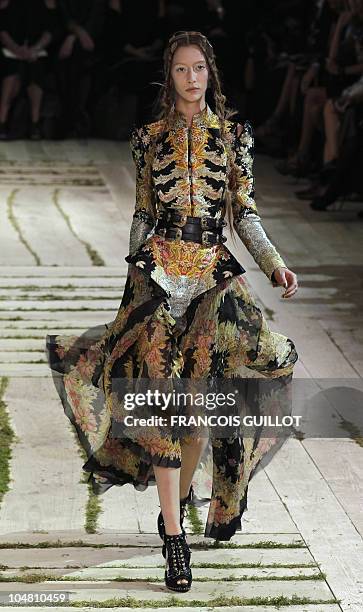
[170,44,209,105]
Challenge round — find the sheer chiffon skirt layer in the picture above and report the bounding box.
[46,263,298,541]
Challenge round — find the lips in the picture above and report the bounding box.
[186,87,200,92]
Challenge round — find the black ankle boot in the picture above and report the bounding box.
[158,485,193,557]
[164,532,192,592]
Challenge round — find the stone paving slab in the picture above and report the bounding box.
[0,378,87,535]
[318,326,363,377]
[0,352,46,363]
[0,311,116,322]
[102,547,315,569]
[9,187,93,266]
[0,546,315,569]
[0,168,102,176]
[0,277,126,288]
[94,464,300,535]
[0,169,102,177]
[302,439,363,539]
[201,469,300,534]
[0,188,34,266]
[96,485,150,534]
[0,316,114,327]
[0,364,51,376]
[0,334,91,352]
[0,607,343,612]
[0,339,45,349]
[57,189,128,266]
[0,325,86,340]
[0,289,124,299]
[0,531,303,546]
[197,500,300,536]
[0,181,106,189]
[0,299,119,310]
[1,566,321,581]
[100,164,137,226]
[265,438,363,612]
[0,580,336,603]
[0,140,120,163]
[0,162,101,170]
[1,338,116,350]
[0,267,125,276]
[243,269,358,378]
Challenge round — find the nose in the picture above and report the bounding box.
[186,67,197,82]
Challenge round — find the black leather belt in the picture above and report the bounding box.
[155,212,227,246]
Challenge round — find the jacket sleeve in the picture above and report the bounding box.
[128,126,156,256]
[231,120,287,282]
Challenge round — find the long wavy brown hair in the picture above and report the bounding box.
[152,30,239,242]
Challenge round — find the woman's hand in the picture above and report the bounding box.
[27,45,40,62]
[77,27,95,52]
[272,267,298,298]
[59,34,75,59]
[15,44,30,60]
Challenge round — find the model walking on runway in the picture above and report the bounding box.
[47,30,298,593]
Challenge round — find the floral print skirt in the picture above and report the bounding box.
[46,263,298,541]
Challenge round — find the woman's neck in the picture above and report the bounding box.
[174,99,207,127]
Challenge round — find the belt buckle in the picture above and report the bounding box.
[201,230,215,246]
[173,227,183,241]
[200,216,210,230]
[173,213,188,227]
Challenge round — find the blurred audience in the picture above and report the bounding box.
[246,0,363,211]
[0,0,362,211]
[56,0,105,137]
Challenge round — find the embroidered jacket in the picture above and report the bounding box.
[125,105,286,317]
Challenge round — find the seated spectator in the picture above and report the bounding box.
[240,1,314,131]
[238,0,363,214]
[304,0,363,209]
[98,0,124,69]
[255,0,339,151]
[99,0,164,125]
[0,0,59,140]
[275,0,363,177]
[309,90,363,210]
[56,0,105,137]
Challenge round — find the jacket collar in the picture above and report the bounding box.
[171,104,220,129]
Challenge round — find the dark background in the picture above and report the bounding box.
[1,0,363,209]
